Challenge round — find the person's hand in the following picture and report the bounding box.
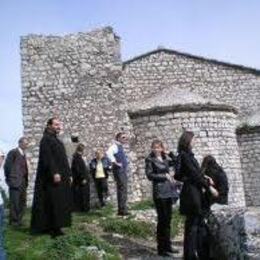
[169,171,175,178]
[205,176,215,186]
[166,173,172,182]
[54,174,61,183]
[114,162,122,168]
[209,186,219,198]
[82,179,87,185]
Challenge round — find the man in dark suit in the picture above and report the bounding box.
[4,137,29,226]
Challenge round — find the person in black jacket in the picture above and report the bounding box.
[175,131,214,260]
[89,149,111,207]
[71,143,90,212]
[201,155,229,207]
[145,139,179,257]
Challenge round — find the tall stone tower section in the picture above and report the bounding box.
[21,27,126,200]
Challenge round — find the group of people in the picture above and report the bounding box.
[1,117,129,239]
[0,116,229,260]
[145,131,228,259]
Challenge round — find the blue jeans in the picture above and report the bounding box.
[0,205,6,260]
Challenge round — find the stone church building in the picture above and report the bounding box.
[21,27,260,207]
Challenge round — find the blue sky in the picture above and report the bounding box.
[1,0,260,151]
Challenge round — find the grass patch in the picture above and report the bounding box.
[4,202,184,259]
[73,203,115,224]
[5,226,51,260]
[5,206,120,260]
[45,229,120,259]
[129,199,154,211]
[171,208,184,237]
[100,217,154,239]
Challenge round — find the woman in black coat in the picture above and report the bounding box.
[145,139,179,257]
[71,143,90,212]
[175,131,213,260]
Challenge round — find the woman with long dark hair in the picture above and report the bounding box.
[175,131,213,260]
[145,139,179,257]
[201,155,229,206]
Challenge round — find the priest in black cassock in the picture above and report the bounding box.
[30,117,72,238]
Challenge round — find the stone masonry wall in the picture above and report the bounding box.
[21,27,131,203]
[22,28,260,205]
[237,130,260,206]
[130,110,245,206]
[122,50,260,121]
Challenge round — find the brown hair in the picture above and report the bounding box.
[76,143,85,153]
[18,137,28,145]
[201,155,223,174]
[151,139,164,149]
[47,117,58,127]
[177,131,194,153]
[115,132,126,141]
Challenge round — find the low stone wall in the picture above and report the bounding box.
[208,205,260,260]
[237,127,260,207]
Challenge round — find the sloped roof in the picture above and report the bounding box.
[123,48,260,76]
[128,88,238,117]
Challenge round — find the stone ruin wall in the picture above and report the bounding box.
[21,27,133,203]
[122,50,260,121]
[121,50,260,206]
[130,110,245,207]
[21,27,260,205]
[237,128,260,206]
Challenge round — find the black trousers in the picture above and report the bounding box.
[154,198,173,254]
[184,214,210,260]
[72,183,90,212]
[94,178,108,206]
[113,168,128,214]
[9,182,27,225]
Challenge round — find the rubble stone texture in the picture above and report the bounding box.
[237,112,260,206]
[21,27,260,207]
[209,205,260,260]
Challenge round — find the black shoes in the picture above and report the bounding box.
[117,212,130,216]
[158,248,179,257]
[167,248,179,254]
[158,252,173,257]
[50,229,65,238]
